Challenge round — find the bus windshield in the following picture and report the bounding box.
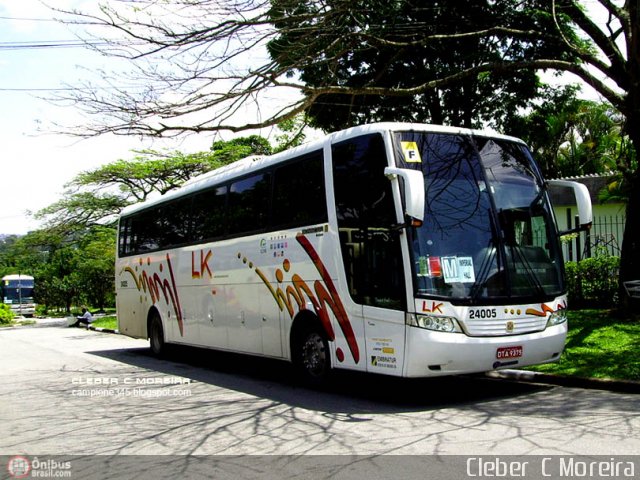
[2,280,35,303]
[394,132,564,304]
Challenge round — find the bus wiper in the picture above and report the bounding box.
[529,183,547,212]
[470,242,495,301]
[470,211,498,301]
[510,243,546,297]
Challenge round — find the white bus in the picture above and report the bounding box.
[116,123,592,382]
[2,274,36,317]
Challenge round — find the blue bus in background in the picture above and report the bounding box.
[2,274,36,317]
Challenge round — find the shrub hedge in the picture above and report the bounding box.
[565,254,620,308]
[0,304,15,324]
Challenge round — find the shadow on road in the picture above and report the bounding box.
[89,343,551,414]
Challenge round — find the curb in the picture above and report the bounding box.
[0,319,120,335]
[87,325,120,335]
[487,369,640,394]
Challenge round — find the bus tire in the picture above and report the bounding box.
[149,312,166,357]
[293,325,331,385]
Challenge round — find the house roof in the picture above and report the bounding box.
[548,173,617,205]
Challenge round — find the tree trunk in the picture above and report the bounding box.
[619,126,640,312]
[618,0,640,311]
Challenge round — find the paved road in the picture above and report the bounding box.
[1,326,638,464]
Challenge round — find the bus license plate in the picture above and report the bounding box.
[496,346,523,359]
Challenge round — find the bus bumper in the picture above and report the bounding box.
[10,305,36,317]
[403,323,567,377]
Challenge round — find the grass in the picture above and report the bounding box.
[527,309,640,382]
[91,315,118,331]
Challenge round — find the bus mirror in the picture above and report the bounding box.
[384,167,425,222]
[548,179,593,231]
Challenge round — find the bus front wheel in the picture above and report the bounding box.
[149,313,166,357]
[294,326,331,385]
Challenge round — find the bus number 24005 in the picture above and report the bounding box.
[469,308,497,319]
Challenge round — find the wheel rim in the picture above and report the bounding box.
[301,332,327,377]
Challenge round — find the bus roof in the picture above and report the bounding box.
[119,122,525,217]
[2,274,34,281]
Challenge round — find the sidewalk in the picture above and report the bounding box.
[5,316,119,334]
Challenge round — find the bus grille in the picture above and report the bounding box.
[462,317,547,336]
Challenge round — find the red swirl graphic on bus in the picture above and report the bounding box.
[525,300,567,317]
[240,233,360,364]
[121,254,185,336]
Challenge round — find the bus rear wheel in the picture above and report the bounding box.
[294,327,331,385]
[149,313,166,357]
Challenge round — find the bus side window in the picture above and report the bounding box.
[331,134,405,310]
[228,173,271,236]
[273,152,327,229]
[191,186,227,241]
[135,208,161,253]
[118,218,132,256]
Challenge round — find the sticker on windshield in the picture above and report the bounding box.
[442,256,476,283]
[400,141,422,163]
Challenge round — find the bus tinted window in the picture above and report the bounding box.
[134,208,162,252]
[161,196,191,247]
[191,186,226,241]
[273,153,326,229]
[332,133,405,310]
[228,173,271,235]
[117,150,328,256]
[118,218,132,256]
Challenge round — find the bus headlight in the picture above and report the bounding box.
[546,310,567,327]
[407,314,462,333]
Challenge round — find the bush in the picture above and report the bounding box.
[0,304,15,325]
[565,253,620,308]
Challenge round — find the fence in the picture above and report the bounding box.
[562,214,625,262]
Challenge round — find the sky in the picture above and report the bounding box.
[0,0,214,235]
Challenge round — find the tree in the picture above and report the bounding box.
[34,148,236,233]
[210,135,272,163]
[23,134,277,310]
[0,233,49,279]
[52,0,578,136]
[267,1,550,131]
[510,86,631,178]
[52,0,640,305]
[75,227,116,311]
[37,243,82,313]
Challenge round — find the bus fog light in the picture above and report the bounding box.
[546,310,567,327]
[410,314,461,333]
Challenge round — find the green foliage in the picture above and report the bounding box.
[35,149,230,235]
[0,233,47,278]
[268,0,576,132]
[565,254,620,309]
[210,136,272,163]
[75,227,116,311]
[273,115,308,152]
[35,138,283,237]
[17,136,284,313]
[73,149,226,199]
[0,303,14,324]
[509,89,632,178]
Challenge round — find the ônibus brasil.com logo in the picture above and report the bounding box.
[6,456,72,478]
[6,456,31,479]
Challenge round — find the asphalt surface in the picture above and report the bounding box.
[6,315,639,393]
